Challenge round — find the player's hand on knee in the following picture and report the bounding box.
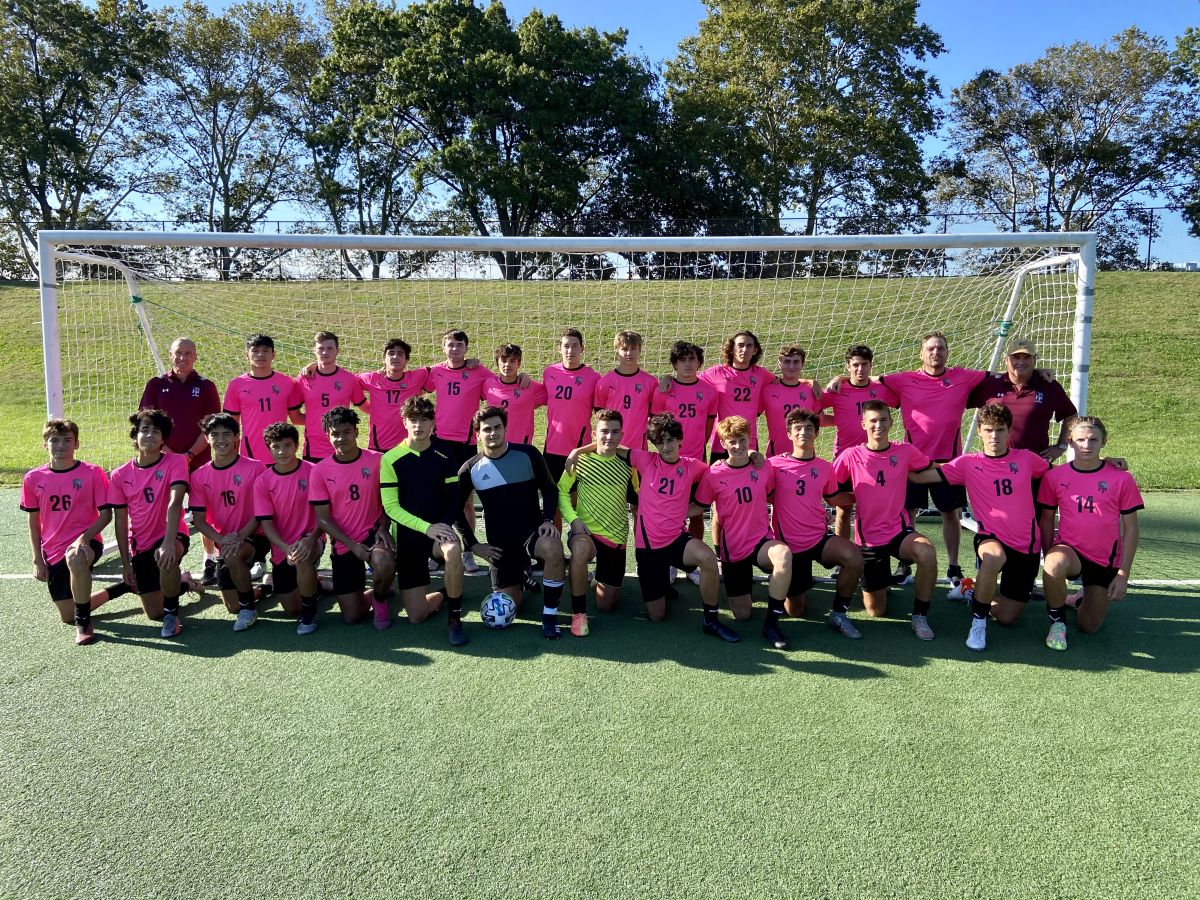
[472,543,502,563]
[156,541,181,570]
[1108,573,1129,602]
[537,521,560,540]
[426,523,457,544]
[350,542,370,562]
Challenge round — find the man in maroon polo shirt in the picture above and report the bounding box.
[968,338,1076,461]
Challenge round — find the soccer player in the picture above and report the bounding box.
[831,400,939,640]
[558,408,632,636]
[108,409,193,638]
[296,331,366,461]
[917,404,1050,651]
[187,413,268,632]
[1038,416,1143,651]
[651,341,717,540]
[22,419,129,645]
[253,423,324,634]
[695,416,793,649]
[595,330,659,451]
[358,339,430,453]
[768,409,865,639]
[484,343,547,445]
[223,333,304,463]
[700,330,775,459]
[380,396,468,646]
[760,345,824,457]
[969,338,1076,460]
[542,328,602,490]
[310,406,395,626]
[457,406,566,639]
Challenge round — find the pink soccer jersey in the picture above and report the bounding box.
[628,449,708,550]
[760,381,824,456]
[108,453,190,553]
[700,364,775,451]
[940,450,1050,553]
[358,368,429,452]
[20,461,111,565]
[310,449,383,554]
[695,461,775,562]
[423,363,492,443]
[253,460,317,562]
[224,372,304,463]
[1037,461,1145,567]
[651,378,718,460]
[768,454,840,551]
[484,377,548,444]
[297,366,366,460]
[825,380,899,457]
[187,455,262,537]
[833,442,931,548]
[880,367,988,461]
[542,363,601,455]
[595,369,659,450]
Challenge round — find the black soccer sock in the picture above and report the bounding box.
[1047,604,1067,624]
[447,595,463,624]
[702,604,719,625]
[106,581,131,601]
[75,602,91,630]
[971,598,991,619]
[831,594,852,614]
[163,593,180,615]
[237,589,256,611]
[912,598,931,617]
[542,578,564,627]
[300,594,318,625]
[571,593,587,614]
[766,597,785,625]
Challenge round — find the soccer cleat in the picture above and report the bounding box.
[702,620,742,643]
[523,571,542,593]
[946,564,964,587]
[296,620,319,636]
[891,561,913,586]
[74,625,96,646]
[687,569,702,586]
[1046,621,1068,651]
[910,614,934,641]
[372,598,392,631]
[161,613,181,638]
[179,572,200,596]
[462,551,481,574]
[233,609,257,632]
[762,621,788,650]
[448,619,468,646]
[249,561,266,581]
[543,620,562,640]
[1064,590,1084,609]
[965,617,987,651]
[827,610,862,640]
[668,566,678,583]
[201,558,218,586]
[570,613,589,637]
[947,575,974,602]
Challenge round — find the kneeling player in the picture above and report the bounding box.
[108,409,193,638]
[22,419,130,645]
[768,410,864,638]
[1037,416,1143,650]
[188,414,268,632]
[311,407,395,625]
[831,401,938,640]
[558,408,632,635]
[696,416,793,649]
[254,423,324,634]
[380,397,468,645]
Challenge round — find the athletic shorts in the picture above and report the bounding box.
[721,537,774,597]
[330,526,380,595]
[45,538,105,602]
[270,537,325,595]
[860,527,915,593]
[396,531,438,591]
[489,528,544,591]
[442,439,478,472]
[216,534,271,591]
[973,534,1039,603]
[592,538,626,589]
[634,532,693,604]
[544,452,568,487]
[1076,553,1120,590]
[906,478,967,513]
[788,532,836,597]
[131,534,191,595]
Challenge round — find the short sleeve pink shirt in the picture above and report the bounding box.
[108,453,190,553]
[358,368,429,452]
[20,461,111,565]
[542,363,601,455]
[700,364,775,451]
[224,372,304,463]
[595,369,659,450]
[880,367,987,460]
[825,380,899,456]
[940,450,1050,553]
[484,377,548,444]
[1037,461,1144,567]
[768,454,839,552]
[832,442,931,547]
[188,455,262,537]
[423,363,492,443]
[651,379,718,460]
[297,366,367,460]
[309,449,384,553]
[760,381,824,456]
[695,461,775,562]
[629,449,707,550]
[253,461,317,562]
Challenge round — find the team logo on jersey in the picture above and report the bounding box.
[634,384,643,393]
[1098,481,1109,493]
[942,378,952,387]
[72,478,83,490]
[272,385,281,395]
[675,466,684,477]
[1035,391,1044,404]
[154,469,165,481]
[749,376,757,385]
[232,474,243,486]
[810,468,819,480]
[360,467,371,480]
[888,455,898,467]
[298,479,308,491]
[334,381,343,392]
[573,376,582,386]
[1009,462,1020,474]
[191,386,201,398]
[460,371,469,381]
[750,470,759,482]
[514,389,522,398]
[869,389,877,398]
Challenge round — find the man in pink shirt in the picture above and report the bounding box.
[759,344,824,457]
[223,333,304,463]
[484,343,547,444]
[296,331,366,461]
[594,330,659,451]
[831,400,939,640]
[651,341,717,540]
[357,338,430,453]
[700,330,775,458]
[542,327,602,490]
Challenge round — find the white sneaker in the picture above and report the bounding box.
[463,551,481,574]
[947,581,968,601]
[965,617,987,651]
[911,614,935,641]
[249,562,265,581]
[233,609,257,632]
[669,566,678,583]
[687,569,701,586]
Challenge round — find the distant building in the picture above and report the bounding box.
[1186,261,1200,272]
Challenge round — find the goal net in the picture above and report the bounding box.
[38,231,1095,470]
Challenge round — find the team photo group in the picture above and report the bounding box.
[22,323,1142,656]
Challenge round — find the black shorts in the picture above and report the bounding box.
[721,537,774,597]
[131,534,191,595]
[634,532,692,604]
[45,538,105,602]
[441,439,478,472]
[592,539,626,589]
[1077,553,1120,590]
[544,452,568,487]
[396,531,437,591]
[861,527,915,593]
[330,527,380,596]
[973,534,1040,603]
[489,528,544,591]
[216,534,271,590]
[273,560,298,595]
[788,533,836,597]
[906,478,967,513]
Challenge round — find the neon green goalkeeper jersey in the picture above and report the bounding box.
[557,452,632,546]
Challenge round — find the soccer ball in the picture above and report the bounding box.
[480,591,517,629]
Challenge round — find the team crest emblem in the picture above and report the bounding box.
[360,467,371,479]
[1098,481,1109,493]
[233,474,243,486]
[72,478,83,490]
[1009,463,1019,474]
[869,389,877,398]
[574,376,583,386]
[810,468,819,479]
[697,391,704,399]
[749,376,757,385]
[154,469,165,481]
[634,384,643,393]
[334,381,343,392]
[272,385,281,395]
[514,389,521,398]
[1035,391,1044,403]
[888,455,898,467]
[750,471,759,482]
[299,479,308,491]
[675,466,684,477]
[942,378,952,387]
[191,386,201,397]
[460,371,469,381]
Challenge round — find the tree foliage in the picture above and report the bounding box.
[1170,25,1200,238]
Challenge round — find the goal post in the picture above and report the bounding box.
[36,229,1097,470]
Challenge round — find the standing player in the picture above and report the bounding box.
[969,339,1076,460]
[652,341,717,540]
[254,423,324,635]
[558,408,632,636]
[1038,416,1143,651]
[309,407,395,626]
[380,396,468,646]
[223,334,304,463]
[22,419,129,645]
[358,339,429,453]
[831,400,939,640]
[187,414,268,632]
[484,343,547,444]
[700,330,775,458]
[296,331,366,461]
[768,409,865,639]
[760,345,824,457]
[458,406,566,639]
[695,416,793,649]
[542,328,602,493]
[595,330,659,451]
[108,409,193,638]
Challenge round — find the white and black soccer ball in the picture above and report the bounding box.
[480,591,517,629]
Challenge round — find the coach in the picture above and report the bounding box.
[138,337,221,469]
[969,338,1076,461]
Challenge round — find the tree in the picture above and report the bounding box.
[664,0,943,237]
[0,0,168,276]
[1170,25,1200,237]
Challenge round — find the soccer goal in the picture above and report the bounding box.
[36,230,1096,469]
